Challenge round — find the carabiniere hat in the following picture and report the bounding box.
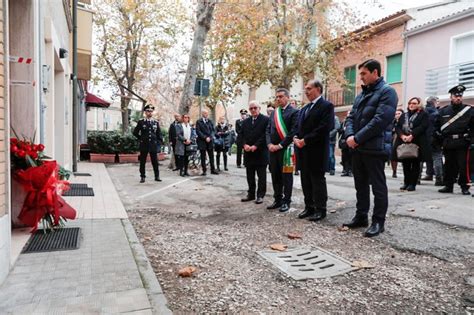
[143,104,155,111]
[239,109,248,114]
[448,84,466,97]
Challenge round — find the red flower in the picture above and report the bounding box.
[29,151,38,159]
[37,144,45,152]
[17,150,26,158]
[11,145,18,153]
[10,138,18,145]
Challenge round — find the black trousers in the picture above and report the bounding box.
[402,158,421,186]
[177,153,189,174]
[200,142,215,173]
[300,167,327,211]
[139,150,159,179]
[269,150,293,204]
[352,152,388,224]
[172,144,178,166]
[216,149,228,169]
[443,148,469,188]
[341,148,352,173]
[236,143,243,166]
[246,165,267,198]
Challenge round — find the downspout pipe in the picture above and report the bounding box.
[72,0,78,172]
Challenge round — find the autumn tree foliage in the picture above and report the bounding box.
[205,0,367,111]
[94,0,187,133]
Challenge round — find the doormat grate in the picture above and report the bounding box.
[70,183,88,189]
[62,186,94,196]
[258,247,355,280]
[74,173,91,176]
[23,228,81,253]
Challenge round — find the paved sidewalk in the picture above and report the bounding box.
[1,162,171,314]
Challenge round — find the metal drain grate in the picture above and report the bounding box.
[74,173,91,176]
[70,183,88,189]
[62,186,94,197]
[23,228,81,253]
[258,247,355,280]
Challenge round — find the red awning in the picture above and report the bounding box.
[85,92,111,108]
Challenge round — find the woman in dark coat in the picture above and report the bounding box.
[394,97,432,191]
[215,117,231,171]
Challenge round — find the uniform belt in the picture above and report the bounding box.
[449,133,469,139]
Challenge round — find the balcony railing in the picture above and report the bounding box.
[425,61,474,96]
[327,86,362,107]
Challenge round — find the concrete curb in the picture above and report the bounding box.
[122,219,172,315]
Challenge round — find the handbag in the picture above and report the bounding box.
[397,143,419,160]
[185,143,198,152]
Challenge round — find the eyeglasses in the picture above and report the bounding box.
[145,110,153,112]
[249,107,258,110]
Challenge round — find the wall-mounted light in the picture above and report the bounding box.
[59,48,68,59]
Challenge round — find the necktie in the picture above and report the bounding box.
[252,118,256,125]
[304,103,314,119]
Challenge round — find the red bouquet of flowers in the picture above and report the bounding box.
[10,137,76,232]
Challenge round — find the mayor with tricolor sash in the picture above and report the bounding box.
[266,88,300,213]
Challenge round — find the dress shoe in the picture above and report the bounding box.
[279,203,290,212]
[406,185,416,191]
[241,195,255,202]
[201,172,207,176]
[392,172,397,178]
[184,173,190,177]
[438,186,453,193]
[267,201,282,210]
[237,165,242,168]
[461,187,471,195]
[341,172,349,177]
[329,170,335,176]
[172,168,179,171]
[342,216,369,228]
[307,210,326,221]
[364,222,385,237]
[400,184,408,190]
[298,208,315,219]
[139,177,145,183]
[421,175,433,181]
[434,178,443,186]
[224,167,228,171]
[255,197,264,204]
[211,170,219,175]
[155,177,162,182]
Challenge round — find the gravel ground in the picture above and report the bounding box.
[123,171,472,313]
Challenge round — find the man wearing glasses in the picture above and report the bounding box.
[240,101,270,204]
[133,104,163,183]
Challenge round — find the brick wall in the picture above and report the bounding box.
[0,0,5,217]
[327,24,406,107]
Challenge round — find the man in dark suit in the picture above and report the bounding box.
[168,113,181,171]
[266,88,299,212]
[241,101,270,204]
[294,80,334,222]
[196,109,218,175]
[343,59,398,237]
[133,104,163,183]
[235,109,248,168]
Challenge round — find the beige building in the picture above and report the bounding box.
[0,0,93,285]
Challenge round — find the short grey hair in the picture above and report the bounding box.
[248,100,260,108]
[426,96,439,104]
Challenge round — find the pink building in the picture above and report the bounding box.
[404,3,474,106]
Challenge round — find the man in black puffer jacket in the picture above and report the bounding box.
[343,59,398,237]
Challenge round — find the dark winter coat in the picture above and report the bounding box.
[195,118,216,151]
[393,110,432,162]
[241,114,270,167]
[215,123,232,152]
[345,77,398,159]
[133,118,163,153]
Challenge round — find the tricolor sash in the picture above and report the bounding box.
[274,107,295,173]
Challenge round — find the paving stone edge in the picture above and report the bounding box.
[122,219,173,315]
